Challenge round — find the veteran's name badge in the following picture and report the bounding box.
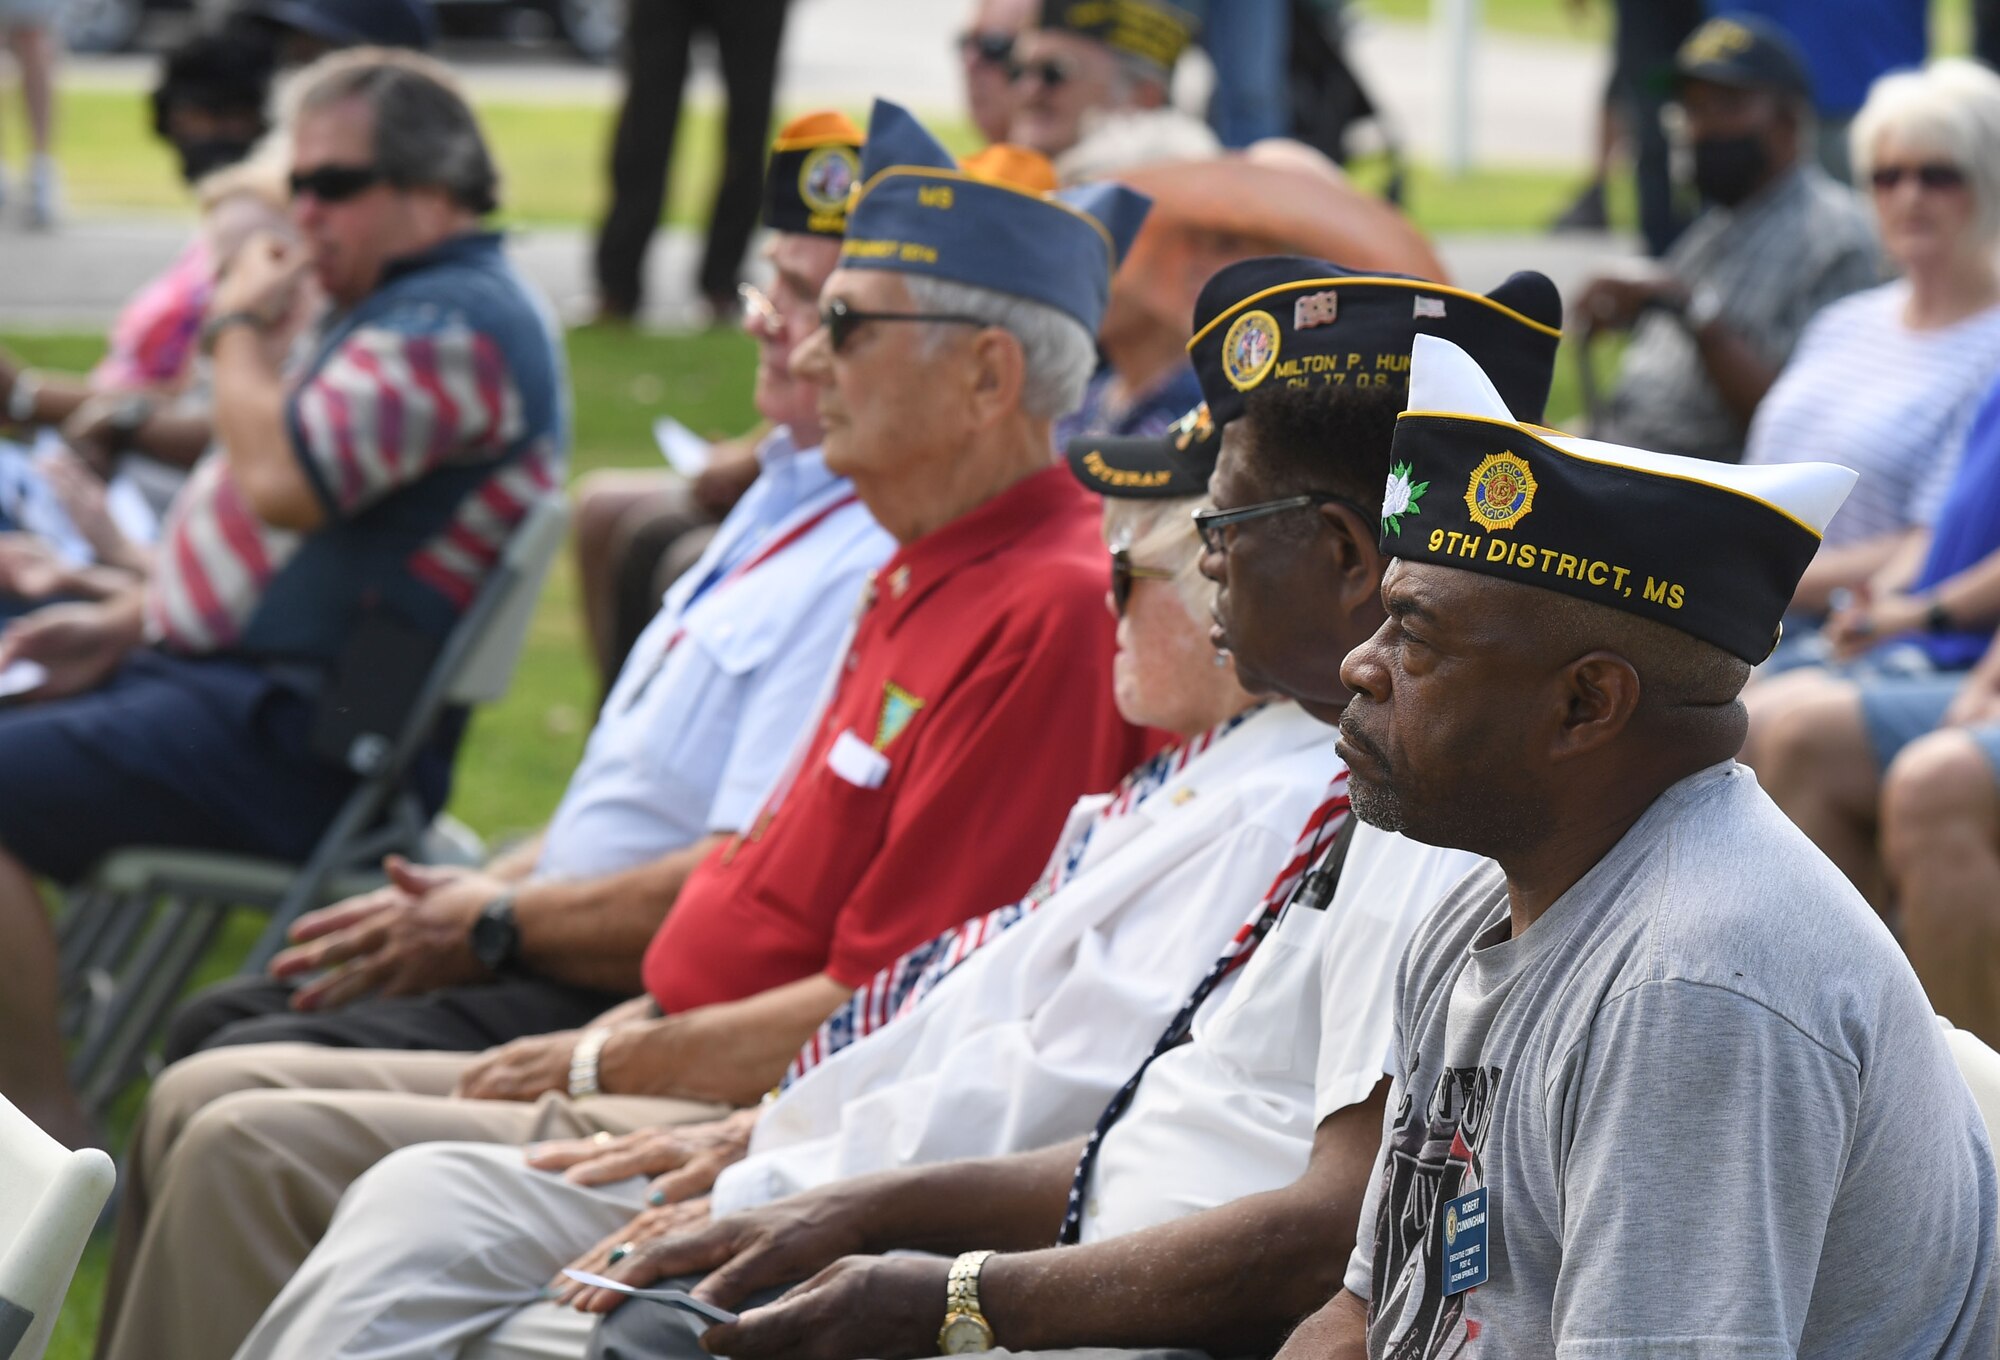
[1441,1187,1489,1296]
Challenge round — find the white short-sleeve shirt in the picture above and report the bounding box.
[535,435,894,881]
[1076,824,1482,1243]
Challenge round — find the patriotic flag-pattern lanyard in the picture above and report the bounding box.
[780,706,1269,1090]
[1056,774,1355,1245]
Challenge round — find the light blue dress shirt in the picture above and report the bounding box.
[536,431,894,881]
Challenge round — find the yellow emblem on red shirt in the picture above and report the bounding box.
[875,682,925,750]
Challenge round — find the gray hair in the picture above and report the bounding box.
[288,47,500,215]
[1102,493,1210,619]
[1851,58,2000,244]
[902,274,1097,420]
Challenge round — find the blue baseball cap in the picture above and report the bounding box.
[839,99,1151,337]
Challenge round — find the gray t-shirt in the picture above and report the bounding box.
[1344,762,1998,1359]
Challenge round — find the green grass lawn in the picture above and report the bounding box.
[49,85,1624,236]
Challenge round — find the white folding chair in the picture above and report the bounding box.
[0,1095,114,1360]
[1943,1022,2000,1186]
[57,496,571,1117]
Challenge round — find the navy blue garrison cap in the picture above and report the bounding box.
[1096,257,1565,490]
[840,99,1151,337]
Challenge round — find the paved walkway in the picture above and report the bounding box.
[0,215,1635,330]
[59,2,1608,167]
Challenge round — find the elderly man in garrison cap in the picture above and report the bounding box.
[1008,0,1219,177]
[91,100,1158,1360]
[1279,337,1998,1360]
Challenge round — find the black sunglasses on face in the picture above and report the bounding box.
[820,297,989,354]
[957,30,1016,65]
[1110,547,1176,618]
[1193,492,1369,557]
[1869,162,1967,192]
[1008,57,1073,89]
[288,163,385,204]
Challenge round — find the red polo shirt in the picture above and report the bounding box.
[642,464,1156,1013]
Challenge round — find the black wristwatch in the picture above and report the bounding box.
[469,890,522,974]
[1925,596,1956,634]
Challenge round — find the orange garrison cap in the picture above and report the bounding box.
[958,143,1061,194]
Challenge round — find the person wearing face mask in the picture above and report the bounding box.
[1573,15,1878,465]
[0,30,274,433]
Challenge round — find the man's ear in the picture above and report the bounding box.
[1321,501,1387,607]
[965,327,1027,430]
[1552,651,1642,761]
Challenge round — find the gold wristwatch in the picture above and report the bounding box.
[937,1249,998,1354]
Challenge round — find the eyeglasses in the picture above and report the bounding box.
[820,297,989,353]
[1110,546,1176,618]
[287,163,385,204]
[957,30,1015,65]
[1008,56,1074,89]
[739,281,780,330]
[1869,162,1967,193]
[1193,492,1368,557]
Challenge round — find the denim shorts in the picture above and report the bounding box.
[1859,675,1972,771]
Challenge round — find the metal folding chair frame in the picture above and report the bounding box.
[56,495,569,1119]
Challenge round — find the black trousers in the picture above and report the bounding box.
[592,0,791,315]
[1612,0,1702,258]
[162,971,635,1066]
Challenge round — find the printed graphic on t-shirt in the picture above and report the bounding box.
[1368,1060,1500,1359]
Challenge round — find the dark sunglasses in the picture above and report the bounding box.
[288,163,385,204]
[820,297,988,354]
[1110,547,1176,618]
[1008,57,1073,89]
[1869,162,1966,192]
[957,30,1016,65]
[1193,492,1368,557]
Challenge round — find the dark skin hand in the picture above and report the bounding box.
[570,1092,1388,1360]
[1274,1288,1370,1360]
[562,1139,1082,1315]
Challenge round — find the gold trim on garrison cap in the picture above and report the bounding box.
[1065,401,1214,499]
[1135,255,1564,489]
[1039,0,1198,76]
[1382,336,1857,663]
[840,100,1151,337]
[763,110,864,237]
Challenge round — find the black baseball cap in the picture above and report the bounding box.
[1674,15,1813,102]
[241,0,437,51]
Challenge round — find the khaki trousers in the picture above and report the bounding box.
[93,1043,727,1360]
